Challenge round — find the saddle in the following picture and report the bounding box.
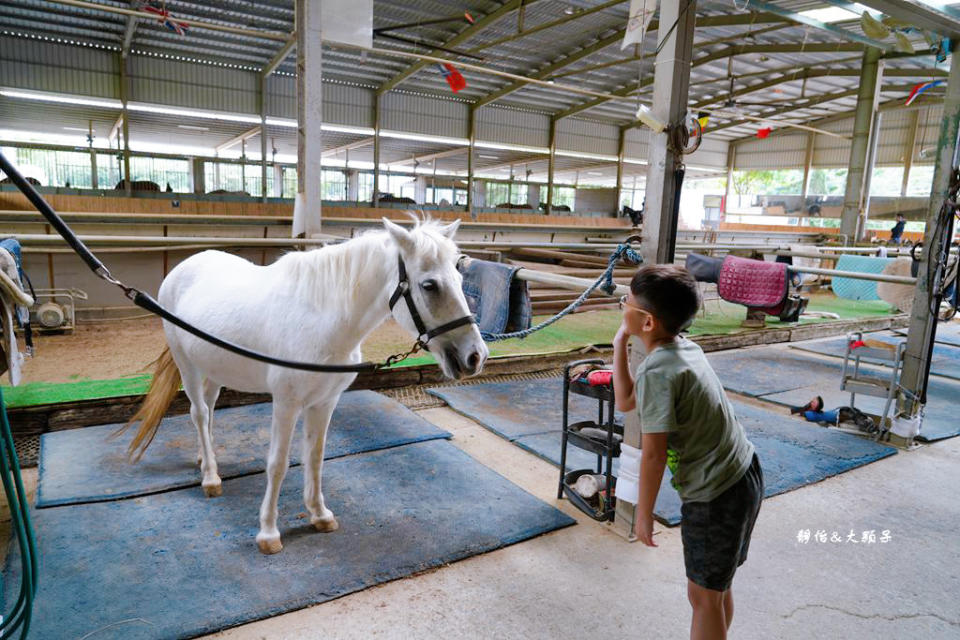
[717,255,788,313]
[686,253,807,323]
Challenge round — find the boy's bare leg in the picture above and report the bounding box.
[723,589,733,630]
[688,579,727,640]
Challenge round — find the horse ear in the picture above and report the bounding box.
[382,217,415,253]
[438,219,460,239]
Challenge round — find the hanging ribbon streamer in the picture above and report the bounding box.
[143,2,190,36]
[905,80,944,107]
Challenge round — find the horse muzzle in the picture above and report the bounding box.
[443,344,487,380]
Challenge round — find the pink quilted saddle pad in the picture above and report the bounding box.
[717,255,787,308]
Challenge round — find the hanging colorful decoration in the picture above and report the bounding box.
[697,111,709,130]
[756,127,772,139]
[143,2,190,36]
[464,11,475,24]
[437,63,467,93]
[905,80,944,106]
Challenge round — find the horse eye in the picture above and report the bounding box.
[421,279,438,292]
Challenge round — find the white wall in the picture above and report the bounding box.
[575,187,618,214]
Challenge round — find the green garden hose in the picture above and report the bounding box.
[0,388,37,639]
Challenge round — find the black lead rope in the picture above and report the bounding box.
[0,150,463,374]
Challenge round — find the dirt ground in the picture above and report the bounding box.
[18,315,430,385]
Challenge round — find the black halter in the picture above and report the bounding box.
[388,255,477,348]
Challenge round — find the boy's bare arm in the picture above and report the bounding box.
[634,432,668,546]
[612,327,636,412]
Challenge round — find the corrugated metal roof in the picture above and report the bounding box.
[3,0,947,123]
[0,0,954,171]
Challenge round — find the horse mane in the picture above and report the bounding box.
[278,215,458,311]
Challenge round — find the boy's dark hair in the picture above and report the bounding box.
[630,264,701,335]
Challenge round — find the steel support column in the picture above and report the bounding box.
[901,46,960,415]
[638,0,696,265]
[88,120,98,190]
[840,47,883,242]
[801,132,814,198]
[615,0,696,541]
[724,143,736,214]
[861,111,883,231]
[373,94,381,208]
[273,163,284,197]
[546,118,557,215]
[467,107,476,219]
[119,54,131,196]
[901,109,920,196]
[615,128,625,216]
[191,157,204,194]
[260,75,268,203]
[294,0,323,237]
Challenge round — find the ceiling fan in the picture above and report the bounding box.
[719,76,798,111]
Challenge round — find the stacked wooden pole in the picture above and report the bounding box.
[502,247,639,315]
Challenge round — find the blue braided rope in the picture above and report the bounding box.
[482,244,642,342]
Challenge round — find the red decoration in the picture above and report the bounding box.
[756,127,771,139]
[437,63,467,93]
[464,11,475,24]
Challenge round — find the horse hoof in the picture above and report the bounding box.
[202,482,222,498]
[257,536,283,555]
[312,515,339,532]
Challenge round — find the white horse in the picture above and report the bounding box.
[122,218,487,554]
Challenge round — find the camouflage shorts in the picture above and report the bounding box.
[680,452,764,592]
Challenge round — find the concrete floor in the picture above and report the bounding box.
[180,401,960,640]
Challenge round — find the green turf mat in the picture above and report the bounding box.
[376,312,622,369]
[1,374,152,408]
[1,295,894,408]
[687,296,894,337]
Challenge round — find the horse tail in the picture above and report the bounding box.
[115,345,181,462]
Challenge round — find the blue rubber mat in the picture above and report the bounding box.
[6,440,575,640]
[894,322,960,347]
[706,348,849,397]
[705,346,959,442]
[756,375,960,443]
[791,334,960,381]
[428,378,620,440]
[733,401,896,492]
[37,390,450,508]
[430,379,896,526]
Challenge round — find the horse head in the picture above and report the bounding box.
[382,217,488,380]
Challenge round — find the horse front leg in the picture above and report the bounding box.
[302,400,339,532]
[256,400,299,555]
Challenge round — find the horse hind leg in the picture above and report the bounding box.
[302,401,338,533]
[256,399,300,555]
[196,379,222,467]
[182,368,222,497]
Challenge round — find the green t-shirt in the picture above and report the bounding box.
[634,337,755,503]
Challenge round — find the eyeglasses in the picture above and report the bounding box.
[619,295,648,315]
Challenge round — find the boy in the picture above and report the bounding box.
[612,264,764,640]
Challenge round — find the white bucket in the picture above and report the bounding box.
[891,412,922,439]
